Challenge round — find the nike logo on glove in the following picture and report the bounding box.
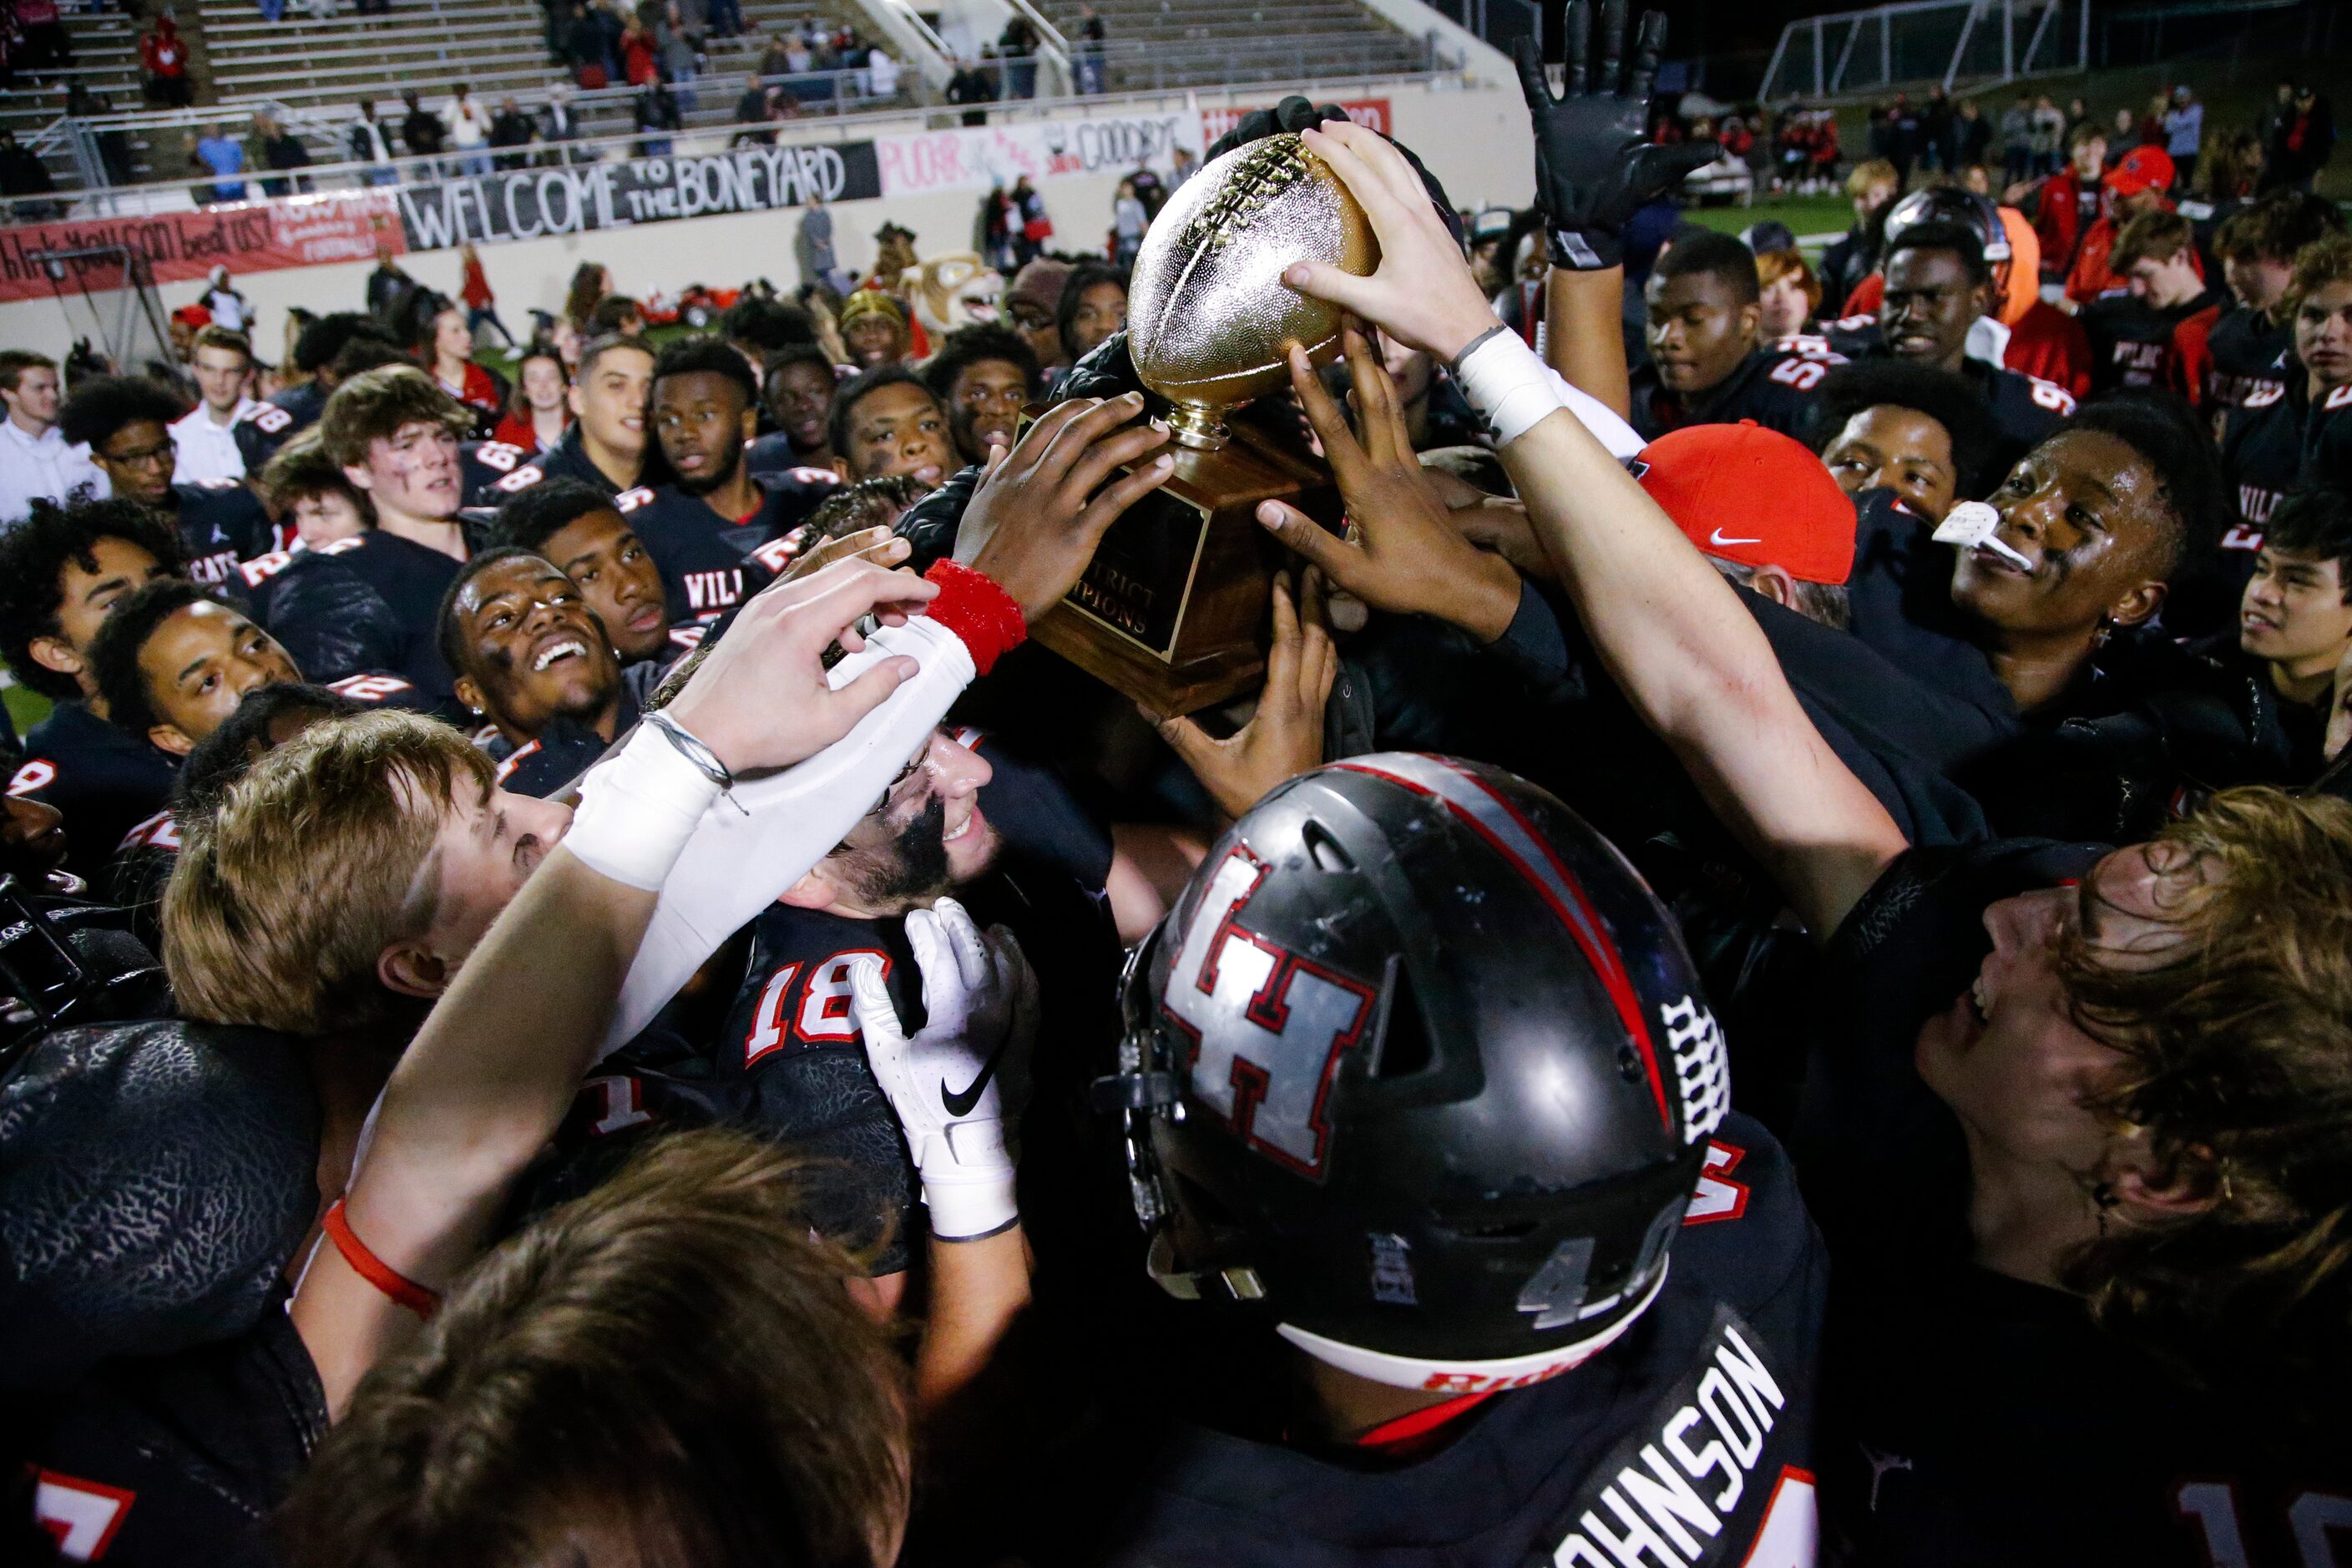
[1709,528,1762,547]
[943,1039,1010,1118]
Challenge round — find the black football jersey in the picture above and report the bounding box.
[162,479,273,590]
[8,701,178,880]
[1627,346,1839,443]
[238,531,469,707]
[1962,353,2076,470]
[481,671,653,799]
[614,483,783,624]
[2221,374,2352,549]
[2203,306,2292,420]
[229,381,322,474]
[2079,286,2226,397]
[464,423,632,507]
[1091,1111,1825,1568]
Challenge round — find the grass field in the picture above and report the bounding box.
[1681,195,1857,248]
[5,683,51,742]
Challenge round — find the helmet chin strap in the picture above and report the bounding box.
[1146,1227,1267,1302]
[1272,1262,1672,1394]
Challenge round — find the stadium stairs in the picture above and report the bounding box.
[1032,0,1432,91]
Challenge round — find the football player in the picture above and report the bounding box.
[59,375,274,588]
[923,321,1043,467]
[0,498,184,876]
[1812,357,2000,524]
[629,336,837,618]
[230,312,401,474]
[467,334,655,507]
[238,366,476,710]
[257,433,372,549]
[437,549,643,798]
[1631,230,1838,441]
[746,344,843,474]
[2219,236,2352,598]
[2206,193,2344,421]
[2082,209,2228,401]
[828,364,955,490]
[485,478,684,667]
[2223,486,2352,779]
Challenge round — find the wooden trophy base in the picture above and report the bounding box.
[1030,410,1342,718]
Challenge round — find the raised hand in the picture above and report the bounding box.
[1156,569,1338,819]
[1253,327,1525,640]
[1513,1,1717,270]
[953,392,1175,621]
[849,898,1040,1241]
[660,559,938,777]
[1284,121,1500,362]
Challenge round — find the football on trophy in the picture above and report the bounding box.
[1125,132,1379,447]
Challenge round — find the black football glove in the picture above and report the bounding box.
[1512,0,1718,271]
[1203,94,1353,162]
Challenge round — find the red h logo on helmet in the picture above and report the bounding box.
[1161,847,1377,1179]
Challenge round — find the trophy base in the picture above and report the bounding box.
[1032,407,1341,719]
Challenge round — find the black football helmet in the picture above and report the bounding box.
[1101,754,1728,1393]
[1884,185,2012,267]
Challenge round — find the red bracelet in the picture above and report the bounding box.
[321,1198,441,1321]
[921,559,1028,676]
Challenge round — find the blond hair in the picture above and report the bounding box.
[1847,159,1899,199]
[2060,787,2352,1421]
[164,710,493,1037]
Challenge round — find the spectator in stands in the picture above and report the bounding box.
[67,81,134,187]
[401,89,447,178]
[1075,3,1106,94]
[171,326,260,485]
[0,351,104,526]
[2031,94,2066,175]
[0,130,60,223]
[2162,85,2203,190]
[351,100,397,186]
[559,2,604,83]
[192,124,248,205]
[139,14,193,109]
[946,55,993,125]
[630,82,680,158]
[657,3,698,113]
[866,43,900,104]
[706,0,739,42]
[538,88,584,164]
[733,71,777,146]
[621,14,659,88]
[488,99,536,170]
[999,14,1035,99]
[1999,93,2034,188]
[446,86,492,179]
[13,0,69,73]
[253,113,312,198]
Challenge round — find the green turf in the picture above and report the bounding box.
[4,683,52,741]
[1681,196,1856,249]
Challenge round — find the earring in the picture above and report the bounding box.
[2092,615,2114,650]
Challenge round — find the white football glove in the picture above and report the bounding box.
[849,897,1039,1241]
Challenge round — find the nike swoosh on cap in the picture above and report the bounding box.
[1709,529,1763,547]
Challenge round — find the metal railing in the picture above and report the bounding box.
[1759,0,2092,103]
[0,63,1464,224]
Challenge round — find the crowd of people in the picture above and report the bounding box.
[3,7,2352,1564]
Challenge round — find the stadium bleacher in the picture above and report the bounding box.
[1039,0,1431,90]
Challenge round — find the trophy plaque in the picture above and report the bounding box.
[1029,133,1378,717]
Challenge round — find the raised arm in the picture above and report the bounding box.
[1281,119,1909,939]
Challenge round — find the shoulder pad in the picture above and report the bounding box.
[2327,384,2352,412]
[2026,376,2078,415]
[8,758,58,797]
[114,808,182,856]
[326,671,415,703]
[468,439,529,473]
[747,534,798,574]
[238,402,294,433]
[493,740,543,784]
[615,485,655,513]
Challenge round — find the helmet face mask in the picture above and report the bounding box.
[1101,755,1727,1393]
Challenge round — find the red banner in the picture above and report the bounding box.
[0,191,404,305]
[1197,98,1393,144]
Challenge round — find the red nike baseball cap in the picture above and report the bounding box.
[2103,144,2176,200]
[1632,421,1857,585]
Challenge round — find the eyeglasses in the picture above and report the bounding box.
[104,436,175,469]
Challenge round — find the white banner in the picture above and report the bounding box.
[874,111,1206,198]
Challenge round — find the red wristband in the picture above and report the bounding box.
[321,1198,441,1321]
[921,559,1028,676]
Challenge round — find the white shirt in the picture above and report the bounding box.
[867,50,898,95]
[0,417,106,526]
[169,397,257,485]
[448,101,488,149]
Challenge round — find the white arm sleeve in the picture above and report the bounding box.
[1546,363,1645,461]
[599,615,977,1053]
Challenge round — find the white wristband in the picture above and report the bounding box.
[1454,329,1571,449]
[561,721,723,891]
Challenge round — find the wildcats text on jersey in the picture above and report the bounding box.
[1544,1305,1815,1568]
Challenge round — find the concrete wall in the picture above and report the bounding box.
[0,78,1531,363]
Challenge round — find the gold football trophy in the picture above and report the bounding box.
[1028,133,1378,717]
